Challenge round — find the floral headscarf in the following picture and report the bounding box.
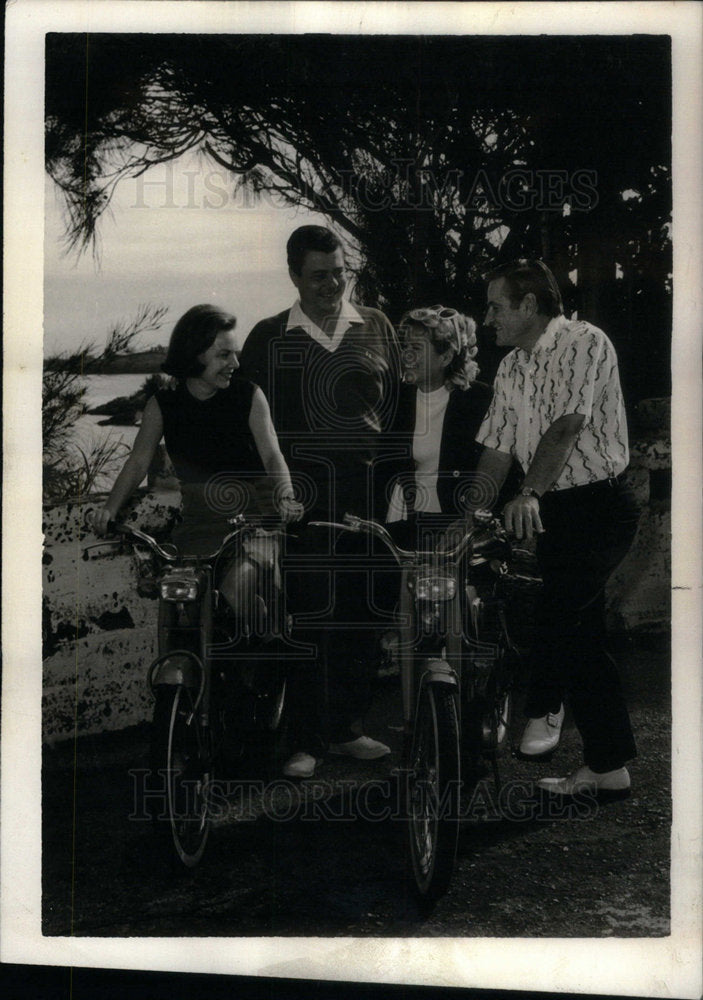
[398,305,479,390]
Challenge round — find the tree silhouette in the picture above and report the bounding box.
[46,33,671,397]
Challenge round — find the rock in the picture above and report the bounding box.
[633,397,670,432]
[89,395,135,416]
[97,411,140,426]
[89,374,171,425]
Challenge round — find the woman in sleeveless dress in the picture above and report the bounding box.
[92,304,303,610]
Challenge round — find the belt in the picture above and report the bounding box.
[543,472,627,501]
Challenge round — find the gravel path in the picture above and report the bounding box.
[42,631,670,937]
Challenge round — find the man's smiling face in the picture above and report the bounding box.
[484,277,531,348]
[290,248,346,325]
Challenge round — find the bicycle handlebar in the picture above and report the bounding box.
[97,510,508,569]
[107,522,179,562]
[309,510,509,566]
[104,516,283,564]
[309,515,412,561]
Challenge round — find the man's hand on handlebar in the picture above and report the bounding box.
[502,495,544,541]
[443,496,545,543]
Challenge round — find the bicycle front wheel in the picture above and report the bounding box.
[407,682,461,907]
[151,686,210,868]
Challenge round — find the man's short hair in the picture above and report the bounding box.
[286,225,342,275]
[485,259,564,318]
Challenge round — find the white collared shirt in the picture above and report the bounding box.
[286,299,365,353]
[477,315,629,490]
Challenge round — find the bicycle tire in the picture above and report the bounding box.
[464,595,520,759]
[407,681,461,906]
[481,673,514,758]
[266,674,287,732]
[150,686,210,868]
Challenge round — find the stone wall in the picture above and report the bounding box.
[42,493,180,743]
[42,401,671,742]
[608,398,671,630]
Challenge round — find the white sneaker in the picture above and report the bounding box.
[519,705,565,757]
[282,752,317,779]
[537,765,631,802]
[328,735,391,759]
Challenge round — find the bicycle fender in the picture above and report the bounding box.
[410,662,460,746]
[421,658,459,687]
[149,651,202,692]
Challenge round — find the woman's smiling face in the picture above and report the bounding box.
[401,323,450,391]
[195,331,239,393]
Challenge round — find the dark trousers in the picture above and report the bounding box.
[525,475,641,772]
[282,525,393,750]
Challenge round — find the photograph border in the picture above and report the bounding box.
[3,2,702,996]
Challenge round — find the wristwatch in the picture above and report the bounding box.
[518,487,541,500]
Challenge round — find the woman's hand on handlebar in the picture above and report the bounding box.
[90,506,117,536]
[275,495,305,524]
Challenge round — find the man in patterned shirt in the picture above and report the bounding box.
[472,259,640,800]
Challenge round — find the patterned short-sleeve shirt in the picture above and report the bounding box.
[476,315,629,490]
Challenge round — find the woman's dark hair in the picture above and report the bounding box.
[161,305,236,380]
[484,259,564,318]
[286,225,342,275]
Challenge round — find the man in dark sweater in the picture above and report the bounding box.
[239,225,401,778]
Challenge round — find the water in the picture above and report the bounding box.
[69,374,152,491]
[83,373,148,409]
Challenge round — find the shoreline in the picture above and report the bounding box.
[45,349,167,376]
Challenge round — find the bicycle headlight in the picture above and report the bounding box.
[414,575,456,602]
[160,573,200,602]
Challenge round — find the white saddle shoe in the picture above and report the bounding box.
[328,736,391,760]
[282,752,317,779]
[537,764,631,803]
[519,704,565,758]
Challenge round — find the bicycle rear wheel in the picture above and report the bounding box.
[151,686,210,868]
[407,682,461,907]
[481,682,513,756]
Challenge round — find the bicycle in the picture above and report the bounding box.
[311,509,522,907]
[85,514,289,868]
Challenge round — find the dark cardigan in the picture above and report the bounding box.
[389,380,496,517]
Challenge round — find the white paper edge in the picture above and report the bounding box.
[2,2,701,996]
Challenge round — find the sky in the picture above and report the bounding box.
[43,150,328,356]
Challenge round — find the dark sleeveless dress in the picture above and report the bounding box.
[155,377,265,554]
